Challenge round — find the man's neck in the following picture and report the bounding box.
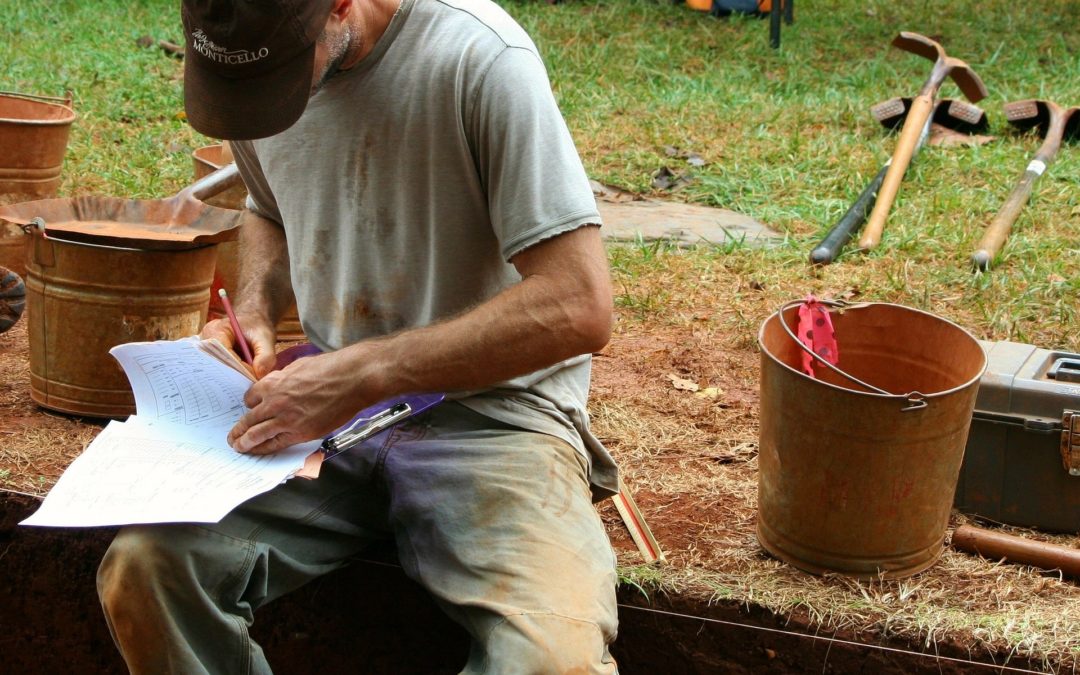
[341,0,403,70]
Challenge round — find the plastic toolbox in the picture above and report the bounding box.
[954,340,1080,533]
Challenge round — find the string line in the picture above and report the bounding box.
[618,602,1048,674]
[352,556,1048,673]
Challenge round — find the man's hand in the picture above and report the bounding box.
[223,225,612,456]
[200,313,278,379]
[226,347,382,454]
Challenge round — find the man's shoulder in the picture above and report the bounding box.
[424,0,536,52]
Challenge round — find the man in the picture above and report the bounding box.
[96,0,621,672]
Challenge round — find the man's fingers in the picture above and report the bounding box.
[241,431,297,456]
[242,384,265,410]
[200,318,234,345]
[252,347,277,379]
[227,412,253,448]
[227,394,272,446]
[230,418,286,454]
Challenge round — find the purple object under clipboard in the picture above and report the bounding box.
[275,343,445,461]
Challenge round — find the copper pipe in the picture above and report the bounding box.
[952,524,1080,579]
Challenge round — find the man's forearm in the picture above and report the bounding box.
[340,225,612,401]
[235,209,294,326]
[228,226,611,454]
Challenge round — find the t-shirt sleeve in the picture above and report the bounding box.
[229,140,285,225]
[469,46,601,261]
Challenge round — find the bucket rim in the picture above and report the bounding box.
[758,300,988,402]
[28,228,218,254]
[0,91,77,125]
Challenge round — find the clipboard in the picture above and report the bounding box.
[321,392,444,460]
[275,344,445,461]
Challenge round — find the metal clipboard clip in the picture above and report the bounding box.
[321,403,413,461]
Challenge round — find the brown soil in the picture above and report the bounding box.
[0,282,1074,672]
[592,327,762,559]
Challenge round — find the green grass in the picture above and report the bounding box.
[3,0,1075,348]
[1,1,197,198]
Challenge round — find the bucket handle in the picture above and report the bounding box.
[18,217,45,236]
[0,89,74,108]
[778,299,928,412]
[27,217,56,268]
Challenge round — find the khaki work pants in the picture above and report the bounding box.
[97,402,619,674]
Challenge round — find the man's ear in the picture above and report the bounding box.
[331,0,354,21]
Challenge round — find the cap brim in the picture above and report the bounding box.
[184,40,316,141]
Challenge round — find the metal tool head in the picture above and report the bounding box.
[892,31,989,103]
[871,97,988,134]
[1004,99,1080,141]
[892,31,945,63]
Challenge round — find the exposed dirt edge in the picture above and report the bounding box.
[3,492,1049,674]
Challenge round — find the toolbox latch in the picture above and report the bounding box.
[1048,358,1080,383]
[1064,410,1080,477]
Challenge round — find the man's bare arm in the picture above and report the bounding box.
[202,209,293,376]
[228,224,612,454]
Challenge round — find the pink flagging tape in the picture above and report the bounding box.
[797,295,839,377]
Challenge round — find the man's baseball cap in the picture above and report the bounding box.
[182,0,336,140]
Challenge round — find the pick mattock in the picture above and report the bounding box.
[971,99,1080,271]
[810,97,987,265]
[857,32,988,251]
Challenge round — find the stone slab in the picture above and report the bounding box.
[597,198,779,248]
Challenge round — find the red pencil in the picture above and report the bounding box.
[217,288,254,365]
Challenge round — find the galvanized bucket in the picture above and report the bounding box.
[193,143,305,340]
[25,227,217,418]
[0,91,76,276]
[757,301,987,579]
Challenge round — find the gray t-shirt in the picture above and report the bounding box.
[230,0,617,499]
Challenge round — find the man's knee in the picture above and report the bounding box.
[481,612,617,675]
[99,528,157,597]
[97,527,186,659]
[98,527,179,617]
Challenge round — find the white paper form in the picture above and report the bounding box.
[20,337,316,528]
[110,337,253,439]
[20,420,315,527]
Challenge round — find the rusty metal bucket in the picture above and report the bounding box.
[757,301,987,579]
[0,166,242,417]
[0,91,76,198]
[193,143,305,340]
[0,91,76,275]
[0,162,241,282]
[24,230,217,417]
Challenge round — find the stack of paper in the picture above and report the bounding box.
[21,337,318,527]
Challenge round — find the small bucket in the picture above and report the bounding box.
[193,144,305,340]
[757,301,987,579]
[26,228,217,418]
[0,91,76,198]
[0,91,76,276]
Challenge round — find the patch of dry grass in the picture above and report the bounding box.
[597,245,1080,671]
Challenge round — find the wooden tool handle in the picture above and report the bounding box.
[952,524,1080,579]
[971,167,1041,271]
[858,95,935,250]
